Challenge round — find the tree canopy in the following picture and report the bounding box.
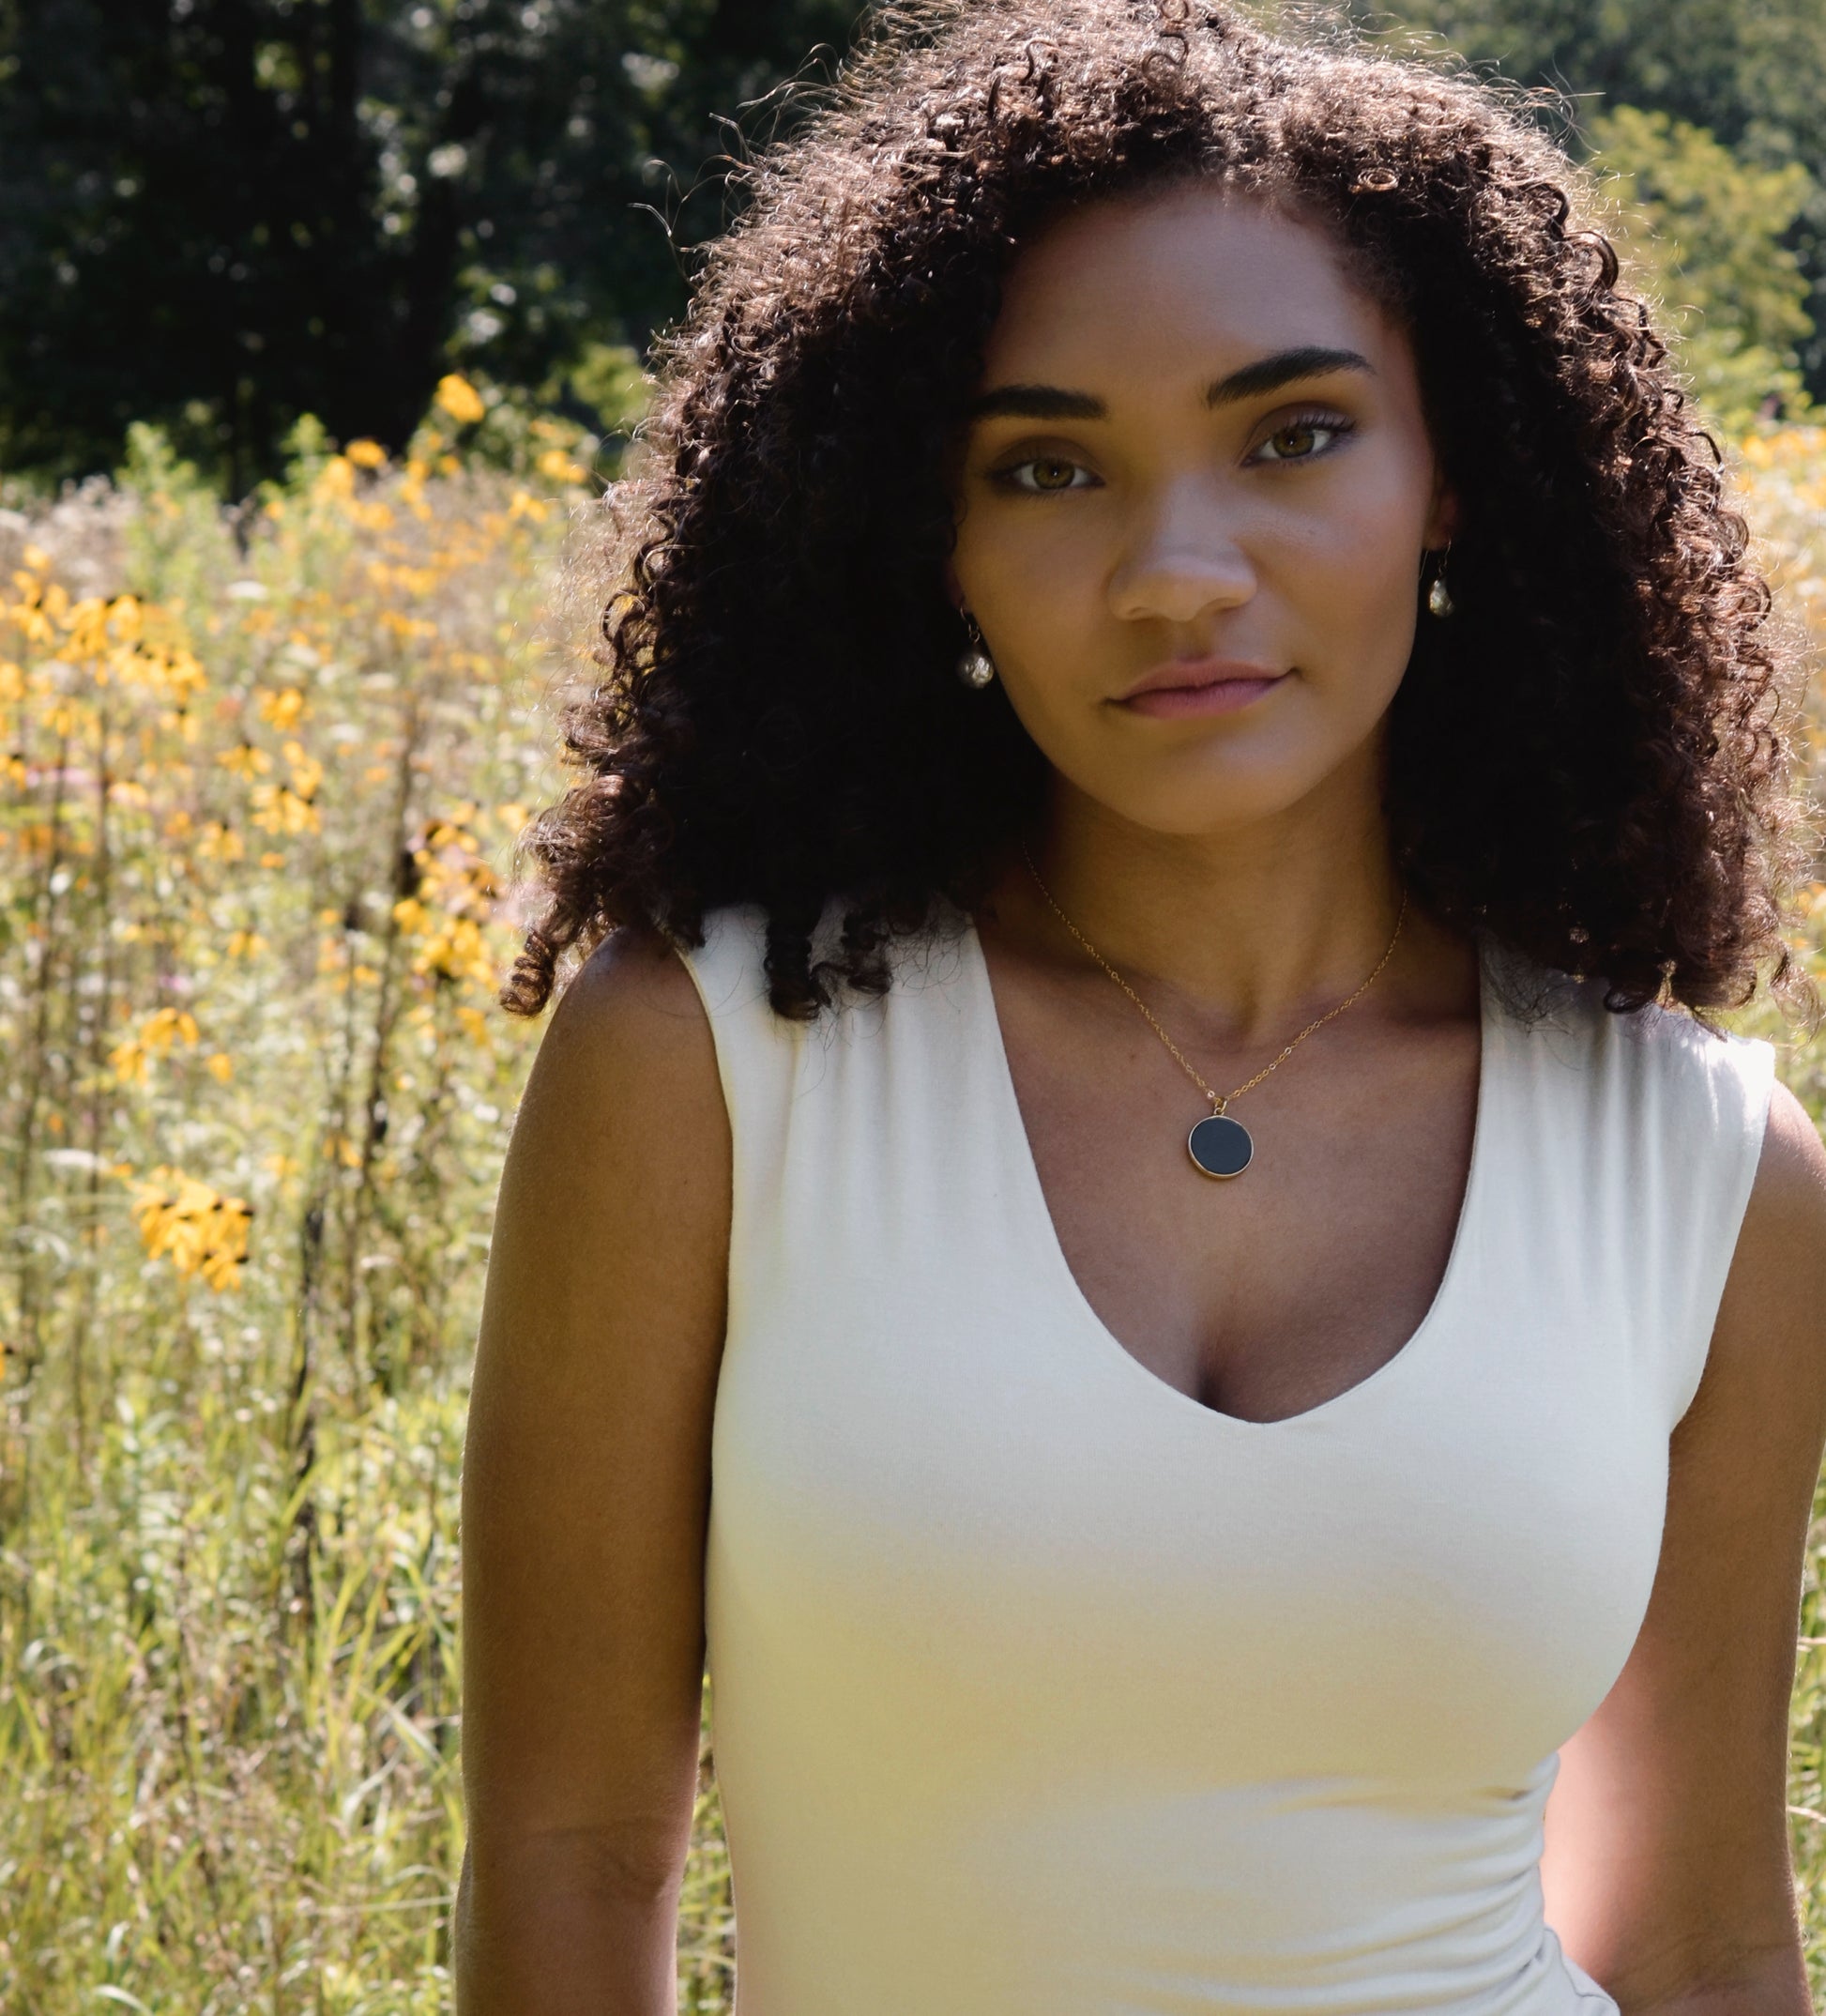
[1586,105,1818,428]
[2,0,1822,488]
[0,0,864,489]
[1354,0,1826,399]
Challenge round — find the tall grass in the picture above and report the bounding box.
[0,397,733,2011]
[1,408,1822,2010]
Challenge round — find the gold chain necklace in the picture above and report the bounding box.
[1020,844,1408,1180]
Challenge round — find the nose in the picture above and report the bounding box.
[1106,477,1257,626]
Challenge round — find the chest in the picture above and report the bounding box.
[711,924,1697,1801]
[988,956,1485,1424]
[710,1199,1667,1794]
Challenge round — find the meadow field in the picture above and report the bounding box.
[4,394,1826,2011]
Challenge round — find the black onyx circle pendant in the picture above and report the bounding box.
[1188,1111,1254,1180]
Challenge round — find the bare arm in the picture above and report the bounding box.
[1541,1080,1826,2013]
[454,926,731,2016]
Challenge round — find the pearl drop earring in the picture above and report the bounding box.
[956,614,996,689]
[1426,544,1454,619]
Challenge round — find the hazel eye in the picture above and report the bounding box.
[998,455,1097,494]
[1253,413,1354,464]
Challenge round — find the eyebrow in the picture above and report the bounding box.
[1206,345,1374,407]
[966,344,1376,421]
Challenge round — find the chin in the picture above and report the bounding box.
[1091,744,1339,836]
[1092,778,1313,838]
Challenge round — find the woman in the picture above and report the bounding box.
[456,3,1826,2010]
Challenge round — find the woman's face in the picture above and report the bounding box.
[949,181,1457,839]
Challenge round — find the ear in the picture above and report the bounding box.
[1425,472,1461,550]
[941,558,967,615]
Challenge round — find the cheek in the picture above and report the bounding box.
[1292,518,1414,612]
[951,518,1116,704]
[1277,475,1429,686]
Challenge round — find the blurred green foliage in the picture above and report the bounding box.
[1355,0,1826,410]
[0,0,862,491]
[1,2,1824,486]
[1587,106,1819,429]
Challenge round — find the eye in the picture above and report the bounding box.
[1251,410,1356,465]
[993,454,1099,495]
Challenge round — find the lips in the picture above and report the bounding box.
[1115,658,1287,720]
[1118,655,1282,699]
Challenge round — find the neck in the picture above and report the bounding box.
[991,756,1425,1040]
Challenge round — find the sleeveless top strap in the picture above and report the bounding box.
[672,905,810,1316]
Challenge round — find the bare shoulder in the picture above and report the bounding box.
[520,920,725,1146]
[478,915,731,1404]
[474,912,731,1428]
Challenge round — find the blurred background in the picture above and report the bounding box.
[6,0,1826,492]
[5,4,1826,2012]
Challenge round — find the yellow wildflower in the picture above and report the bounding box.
[434,374,486,425]
[109,1006,198,1085]
[250,783,321,835]
[197,821,245,863]
[58,597,112,663]
[218,741,274,780]
[129,1166,251,1292]
[282,740,323,801]
[109,1038,149,1086]
[145,1007,201,1051]
[314,455,357,499]
[537,447,589,485]
[412,915,496,987]
[256,686,307,731]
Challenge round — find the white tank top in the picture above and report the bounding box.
[677,902,1774,2016]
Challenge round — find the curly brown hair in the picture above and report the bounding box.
[499,0,1810,1024]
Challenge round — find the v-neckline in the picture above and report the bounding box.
[964,919,1499,1432]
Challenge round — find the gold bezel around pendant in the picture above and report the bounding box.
[1187,1109,1254,1179]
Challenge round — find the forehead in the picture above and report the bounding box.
[980,183,1401,387]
